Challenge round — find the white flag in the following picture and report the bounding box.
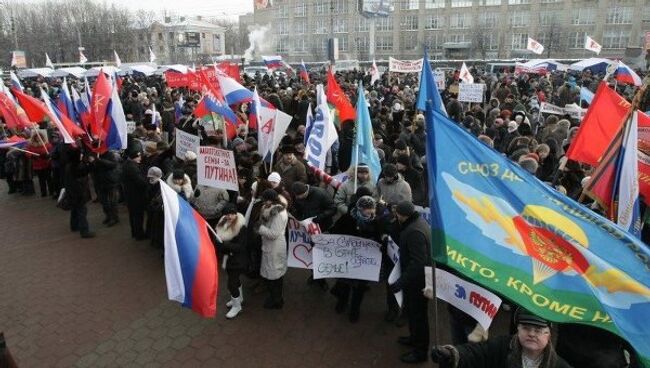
[45,53,54,69]
[459,62,474,84]
[10,52,18,67]
[370,59,380,86]
[304,84,338,171]
[149,47,157,63]
[527,37,544,55]
[114,50,122,67]
[617,112,641,237]
[79,50,88,64]
[584,36,602,55]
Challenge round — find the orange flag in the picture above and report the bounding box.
[326,69,356,124]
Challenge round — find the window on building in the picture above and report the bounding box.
[447,33,469,43]
[277,37,289,53]
[481,0,500,5]
[314,18,327,34]
[451,0,472,7]
[159,45,164,53]
[511,33,528,49]
[603,28,629,48]
[539,11,558,26]
[510,10,529,28]
[425,0,444,9]
[606,7,633,24]
[278,5,288,18]
[357,17,369,32]
[644,6,650,21]
[402,33,418,50]
[139,34,144,41]
[158,33,163,40]
[356,36,369,52]
[486,33,499,50]
[425,15,445,30]
[277,22,289,35]
[376,17,393,31]
[294,38,306,52]
[449,13,471,29]
[567,31,586,49]
[401,0,419,10]
[294,2,306,17]
[508,0,530,4]
[293,20,306,34]
[314,0,326,15]
[424,32,443,50]
[334,0,347,13]
[402,15,419,30]
[571,8,595,25]
[334,18,348,33]
[376,35,393,51]
[202,33,205,39]
[338,37,348,51]
[479,12,497,28]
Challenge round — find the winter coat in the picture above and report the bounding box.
[258,199,289,280]
[291,186,337,230]
[191,185,229,220]
[92,151,121,190]
[334,179,376,216]
[146,182,164,249]
[396,212,431,291]
[64,161,91,206]
[166,173,193,200]
[26,143,52,170]
[401,167,427,207]
[448,335,572,368]
[274,159,307,189]
[375,175,412,206]
[216,213,249,271]
[122,160,149,208]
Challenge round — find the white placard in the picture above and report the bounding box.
[197,146,238,191]
[539,102,565,115]
[434,70,446,91]
[175,128,200,159]
[458,83,485,103]
[287,217,313,269]
[389,57,424,73]
[540,102,587,120]
[311,234,382,282]
[435,268,502,330]
[386,236,403,307]
[126,120,136,134]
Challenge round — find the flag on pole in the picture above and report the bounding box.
[0,91,30,130]
[262,55,284,70]
[56,78,76,123]
[416,49,447,116]
[298,60,310,84]
[614,111,641,237]
[305,85,338,171]
[90,71,113,140]
[104,80,128,150]
[350,83,382,183]
[79,50,88,64]
[45,53,54,69]
[149,47,156,63]
[114,50,122,67]
[304,104,313,145]
[159,180,218,318]
[459,62,474,84]
[369,59,380,86]
[584,36,602,55]
[10,72,23,92]
[0,136,28,149]
[615,61,643,87]
[326,69,356,124]
[527,37,545,55]
[580,87,595,105]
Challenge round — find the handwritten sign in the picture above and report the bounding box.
[387,236,403,307]
[434,70,446,90]
[287,217,313,269]
[435,268,502,330]
[389,57,424,73]
[540,102,587,120]
[311,234,382,282]
[175,128,200,159]
[197,146,238,191]
[458,83,485,103]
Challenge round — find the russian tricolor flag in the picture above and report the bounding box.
[299,60,309,84]
[10,72,23,92]
[262,55,284,70]
[160,180,218,318]
[615,61,643,86]
[0,136,28,149]
[57,78,76,124]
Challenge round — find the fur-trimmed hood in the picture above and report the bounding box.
[166,173,193,199]
[260,195,288,221]
[215,213,245,242]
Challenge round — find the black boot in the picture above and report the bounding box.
[349,285,365,323]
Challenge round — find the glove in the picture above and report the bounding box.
[194,188,201,198]
[388,280,402,294]
[430,346,453,366]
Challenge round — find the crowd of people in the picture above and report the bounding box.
[1,62,646,366]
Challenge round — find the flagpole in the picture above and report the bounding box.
[32,124,49,155]
[9,146,40,156]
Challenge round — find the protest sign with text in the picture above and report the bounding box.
[175,128,200,159]
[458,83,485,103]
[311,234,382,282]
[197,146,238,191]
[389,58,424,73]
[287,217,313,269]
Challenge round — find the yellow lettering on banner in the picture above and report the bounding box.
[506,276,589,321]
[549,301,571,315]
[569,306,587,320]
[592,310,612,323]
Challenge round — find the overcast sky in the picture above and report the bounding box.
[104,0,253,19]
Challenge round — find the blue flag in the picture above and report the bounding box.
[351,83,381,183]
[425,107,650,366]
[580,87,595,105]
[416,49,447,116]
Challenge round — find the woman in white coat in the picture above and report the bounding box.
[256,189,289,309]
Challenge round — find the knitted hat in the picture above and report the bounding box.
[147,166,163,179]
[231,137,245,147]
[356,195,376,210]
[395,201,415,217]
[291,182,309,196]
[267,172,281,184]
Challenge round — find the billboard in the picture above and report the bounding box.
[254,0,272,9]
[359,0,394,17]
[10,51,27,68]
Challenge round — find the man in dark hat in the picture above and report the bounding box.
[274,145,307,189]
[389,200,432,363]
[122,149,148,240]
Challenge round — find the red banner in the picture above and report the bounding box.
[165,65,241,91]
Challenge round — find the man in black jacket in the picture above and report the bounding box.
[290,182,336,231]
[89,150,122,227]
[122,150,148,240]
[390,200,432,364]
[64,148,95,239]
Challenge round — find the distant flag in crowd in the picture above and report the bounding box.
[217,74,254,105]
[614,111,641,237]
[262,55,284,70]
[104,79,128,150]
[71,87,91,129]
[580,87,595,105]
[10,51,19,67]
[45,53,54,69]
[584,36,602,55]
[10,72,23,92]
[305,84,338,171]
[90,71,113,140]
[527,37,545,55]
[56,78,76,124]
[149,47,156,63]
[0,136,28,149]
[369,59,380,86]
[0,91,30,130]
[298,60,310,84]
[79,50,88,64]
[0,80,16,103]
[114,50,122,67]
[459,62,474,84]
[174,94,185,125]
[304,104,313,146]
[326,68,356,125]
[566,82,631,167]
[159,180,218,318]
[615,61,643,87]
[351,83,382,183]
[417,49,447,116]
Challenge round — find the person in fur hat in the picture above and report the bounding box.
[166,169,193,200]
[215,203,248,319]
[256,189,289,309]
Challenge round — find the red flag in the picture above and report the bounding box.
[566,82,631,166]
[326,69,356,124]
[217,62,241,83]
[90,71,112,140]
[0,92,31,130]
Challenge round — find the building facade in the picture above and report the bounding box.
[134,17,226,64]
[244,0,650,62]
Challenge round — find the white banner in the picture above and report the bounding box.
[175,128,200,159]
[311,234,382,282]
[434,268,502,330]
[458,83,485,103]
[287,217,313,269]
[334,59,360,71]
[389,57,424,73]
[197,146,238,191]
[540,102,587,120]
